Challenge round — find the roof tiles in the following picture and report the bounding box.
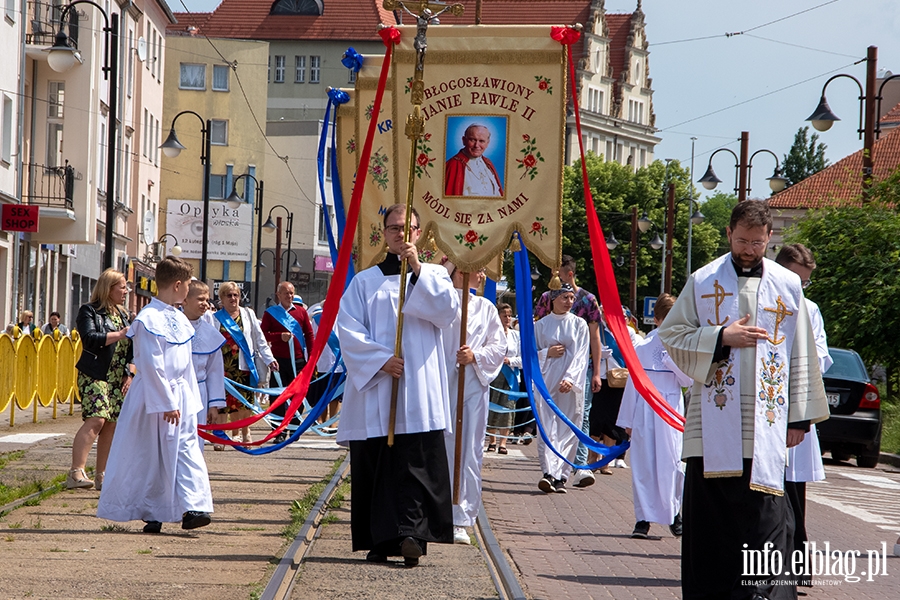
[169,0,396,41]
[769,125,900,209]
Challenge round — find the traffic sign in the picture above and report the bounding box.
[643,296,657,325]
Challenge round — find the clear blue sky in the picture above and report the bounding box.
[178,0,900,198]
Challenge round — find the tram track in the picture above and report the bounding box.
[260,451,526,600]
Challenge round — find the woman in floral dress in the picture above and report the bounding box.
[68,269,133,490]
[209,282,277,444]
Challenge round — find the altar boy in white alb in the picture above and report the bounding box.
[659,201,829,600]
[617,293,692,540]
[97,257,213,534]
[533,283,590,494]
[442,263,506,545]
[182,280,226,427]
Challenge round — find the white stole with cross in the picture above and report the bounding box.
[694,255,800,495]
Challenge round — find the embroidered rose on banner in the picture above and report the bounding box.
[365,102,380,121]
[346,138,357,154]
[414,133,435,179]
[418,248,437,263]
[516,134,545,180]
[534,75,552,95]
[368,223,382,247]
[529,216,548,240]
[405,77,413,94]
[368,150,389,190]
[455,229,488,250]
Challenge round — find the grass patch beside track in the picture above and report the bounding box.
[281,456,345,540]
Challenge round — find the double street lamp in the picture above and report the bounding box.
[262,205,296,287]
[226,174,265,311]
[806,45,900,190]
[698,132,788,202]
[160,111,212,281]
[46,1,118,270]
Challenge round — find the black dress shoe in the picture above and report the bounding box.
[631,521,650,539]
[143,520,162,534]
[400,536,423,567]
[669,514,683,537]
[181,511,212,530]
[365,550,387,563]
[272,432,287,444]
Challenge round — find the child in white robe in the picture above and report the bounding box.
[183,280,227,439]
[534,283,589,494]
[616,293,692,539]
[97,257,213,533]
[442,264,506,545]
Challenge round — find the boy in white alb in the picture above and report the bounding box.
[442,263,506,545]
[534,283,590,494]
[183,280,227,435]
[97,257,213,533]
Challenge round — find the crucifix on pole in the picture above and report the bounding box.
[380,1,466,504]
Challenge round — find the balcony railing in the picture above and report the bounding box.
[24,161,75,211]
[26,1,79,49]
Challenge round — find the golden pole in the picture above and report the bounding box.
[452,281,470,505]
[384,0,465,446]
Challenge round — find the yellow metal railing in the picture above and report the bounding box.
[0,328,82,426]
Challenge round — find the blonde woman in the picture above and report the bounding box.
[209,282,277,444]
[68,269,133,490]
[17,310,36,335]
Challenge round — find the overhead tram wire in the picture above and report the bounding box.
[654,0,842,46]
[743,34,860,59]
[658,60,860,132]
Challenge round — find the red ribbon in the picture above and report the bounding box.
[553,27,685,431]
[199,28,402,445]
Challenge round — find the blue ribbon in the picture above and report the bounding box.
[513,234,628,470]
[341,47,364,72]
[215,308,259,387]
[602,325,625,367]
[265,304,308,354]
[215,364,346,455]
[317,99,340,265]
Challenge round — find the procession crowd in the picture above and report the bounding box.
[64,199,830,599]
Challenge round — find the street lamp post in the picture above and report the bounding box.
[262,205,295,286]
[698,132,788,202]
[155,233,182,260]
[806,46,900,191]
[226,174,264,312]
[160,111,212,281]
[46,1,118,269]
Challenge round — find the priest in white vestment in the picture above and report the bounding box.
[617,293,692,539]
[442,265,506,544]
[533,283,590,494]
[658,201,829,600]
[98,258,213,533]
[337,205,459,568]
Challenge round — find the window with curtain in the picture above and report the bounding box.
[179,63,206,90]
[310,56,321,83]
[274,55,285,83]
[213,65,229,91]
[295,55,306,83]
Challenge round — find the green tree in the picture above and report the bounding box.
[786,173,900,397]
[698,191,738,254]
[550,154,720,313]
[782,126,828,188]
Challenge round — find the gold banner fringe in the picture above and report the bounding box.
[393,50,565,66]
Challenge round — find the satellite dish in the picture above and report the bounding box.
[136,37,147,62]
[142,210,155,246]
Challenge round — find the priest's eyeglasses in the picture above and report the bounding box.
[384,224,421,234]
[801,279,811,289]
[732,238,767,250]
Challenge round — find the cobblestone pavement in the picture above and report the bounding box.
[479,442,900,599]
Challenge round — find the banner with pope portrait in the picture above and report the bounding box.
[347,25,566,276]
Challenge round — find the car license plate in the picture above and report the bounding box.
[827,393,840,407]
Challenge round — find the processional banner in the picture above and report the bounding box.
[344,25,566,277]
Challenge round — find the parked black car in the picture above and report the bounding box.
[816,348,882,468]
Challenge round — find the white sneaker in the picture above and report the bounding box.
[453,525,471,545]
[614,458,629,469]
[571,469,596,488]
